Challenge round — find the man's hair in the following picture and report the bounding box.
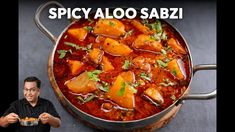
[24,76,41,88]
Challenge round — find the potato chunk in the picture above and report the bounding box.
[101,56,114,72]
[132,56,151,72]
[131,20,153,35]
[144,87,164,104]
[67,60,84,75]
[167,59,185,80]
[167,38,186,54]
[133,34,163,53]
[67,28,88,41]
[120,71,136,84]
[106,75,135,109]
[103,38,133,56]
[93,19,126,38]
[65,71,97,94]
[88,48,104,64]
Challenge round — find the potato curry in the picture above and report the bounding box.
[53,16,191,121]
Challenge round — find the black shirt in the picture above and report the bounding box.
[2,97,60,132]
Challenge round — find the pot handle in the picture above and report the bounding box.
[182,64,216,100]
[34,1,64,44]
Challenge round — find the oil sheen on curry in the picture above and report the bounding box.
[53,17,191,121]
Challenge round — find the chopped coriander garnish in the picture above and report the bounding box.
[166,45,172,51]
[122,60,131,70]
[86,43,92,51]
[124,30,134,38]
[154,20,162,33]
[160,78,175,87]
[161,49,167,56]
[97,81,110,92]
[170,95,176,101]
[163,58,171,63]
[88,18,94,24]
[64,42,92,51]
[141,19,149,26]
[129,85,137,94]
[172,68,177,76]
[109,21,115,27]
[84,26,93,32]
[57,50,66,59]
[64,35,68,39]
[77,94,96,104]
[147,20,162,33]
[57,49,72,59]
[103,85,110,92]
[77,96,84,102]
[64,42,81,50]
[87,70,102,82]
[140,73,151,81]
[161,31,168,41]
[118,82,126,96]
[156,60,168,68]
[84,94,96,103]
[150,33,161,41]
[132,82,140,87]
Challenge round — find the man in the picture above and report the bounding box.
[0,76,61,132]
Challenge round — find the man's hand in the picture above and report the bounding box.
[39,112,51,124]
[0,113,19,127]
[5,113,19,124]
[39,112,61,128]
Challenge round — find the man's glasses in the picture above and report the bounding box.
[24,88,38,92]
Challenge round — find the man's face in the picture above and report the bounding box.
[24,81,40,103]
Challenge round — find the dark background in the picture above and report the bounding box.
[2,0,217,132]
